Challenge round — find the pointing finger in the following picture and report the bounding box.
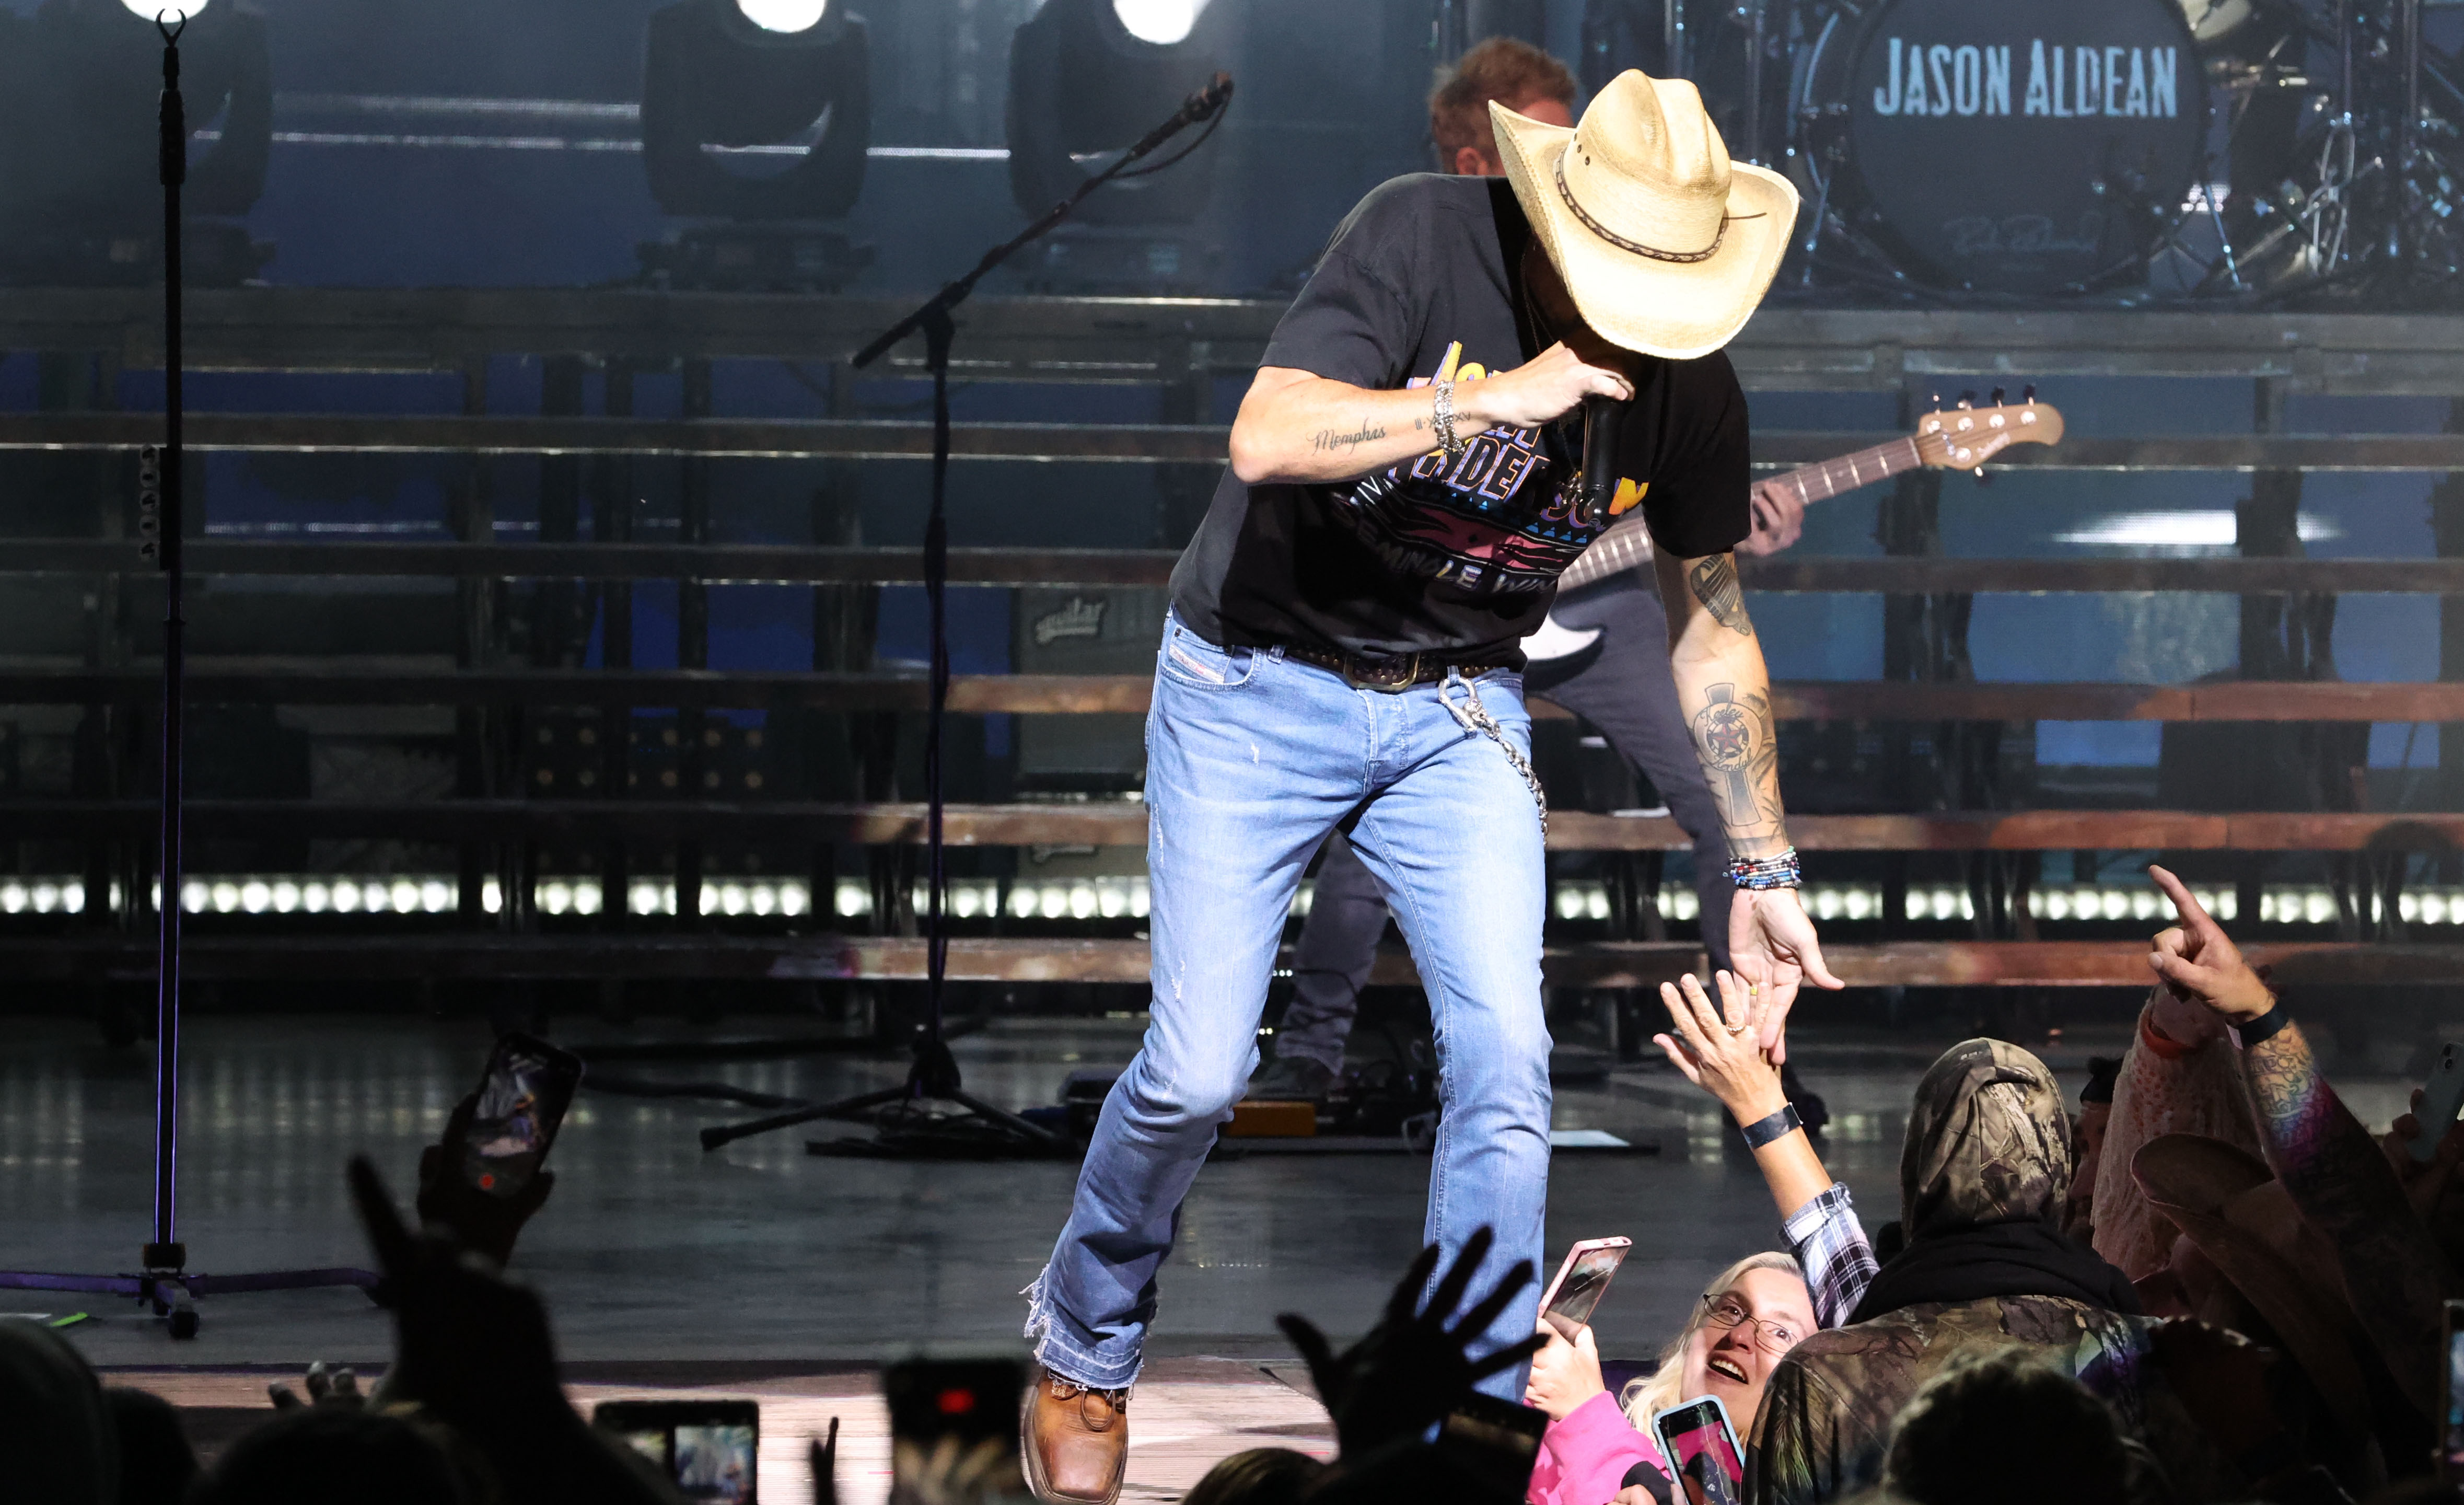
[2148,866,2216,935]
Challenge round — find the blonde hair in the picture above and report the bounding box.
[1618,1251,1805,1437]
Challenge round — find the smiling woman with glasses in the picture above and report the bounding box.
[1703,1291,1807,1356]
[1521,970,1880,1505]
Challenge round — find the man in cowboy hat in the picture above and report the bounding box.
[1250,39,1827,1128]
[1020,72,1840,1505]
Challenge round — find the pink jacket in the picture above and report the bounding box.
[1528,1392,1666,1505]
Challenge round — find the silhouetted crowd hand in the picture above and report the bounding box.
[1274,1226,1539,1458]
[348,1154,679,1505]
[415,1091,557,1269]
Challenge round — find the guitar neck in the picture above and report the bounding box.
[1553,435,1927,593]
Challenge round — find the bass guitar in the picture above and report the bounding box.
[1522,394,2065,662]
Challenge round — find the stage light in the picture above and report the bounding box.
[120,0,213,15]
[1005,0,1228,289]
[1,0,271,285]
[735,0,826,32]
[1111,0,1209,45]
[640,0,873,288]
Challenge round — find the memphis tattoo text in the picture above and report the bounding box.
[1311,421,1389,454]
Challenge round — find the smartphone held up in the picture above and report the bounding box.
[460,1032,584,1199]
[1652,1394,1746,1505]
[1538,1236,1631,1340]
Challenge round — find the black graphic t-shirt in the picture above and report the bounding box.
[1169,173,1752,663]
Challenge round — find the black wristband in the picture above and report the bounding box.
[2232,1001,2292,1048]
[1740,1103,1802,1149]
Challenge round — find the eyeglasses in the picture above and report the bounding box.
[1701,1294,1804,1356]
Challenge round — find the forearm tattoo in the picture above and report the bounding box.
[2243,1023,2454,1412]
[1311,421,1388,454]
[1689,554,1753,637]
[1689,680,1787,857]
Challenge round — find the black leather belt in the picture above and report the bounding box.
[1283,643,1508,693]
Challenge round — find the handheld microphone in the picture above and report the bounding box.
[1576,395,1621,528]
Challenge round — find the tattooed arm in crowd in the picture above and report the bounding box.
[2143,865,2456,1420]
[1657,546,1843,1041]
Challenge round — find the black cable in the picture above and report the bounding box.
[1111,103,1229,180]
[583,1074,811,1110]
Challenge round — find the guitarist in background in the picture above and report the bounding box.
[1249,38,1821,1112]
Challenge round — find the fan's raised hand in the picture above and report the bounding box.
[348,1156,678,1505]
[1274,1227,1540,1457]
[415,1092,556,1269]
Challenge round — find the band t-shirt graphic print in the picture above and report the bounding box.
[1170,173,1753,663]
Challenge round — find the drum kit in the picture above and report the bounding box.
[1629,0,2464,300]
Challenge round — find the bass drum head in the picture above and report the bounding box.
[1803,0,2205,294]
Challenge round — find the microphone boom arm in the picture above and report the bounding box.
[850,73,1233,371]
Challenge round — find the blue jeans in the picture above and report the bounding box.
[1026,613,1553,1399]
[1277,576,1736,1075]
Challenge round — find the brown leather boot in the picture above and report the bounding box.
[1020,1366,1130,1505]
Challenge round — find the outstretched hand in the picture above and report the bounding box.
[2145,866,2275,1024]
[1276,1228,1539,1458]
[1654,971,1788,1124]
[416,1091,555,1269]
[1727,887,1845,1059]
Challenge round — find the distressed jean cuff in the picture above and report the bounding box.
[1023,1268,1143,1391]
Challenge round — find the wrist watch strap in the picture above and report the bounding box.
[1740,1103,1801,1149]
[2231,1001,2292,1048]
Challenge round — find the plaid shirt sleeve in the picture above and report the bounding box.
[1782,1182,1878,1330]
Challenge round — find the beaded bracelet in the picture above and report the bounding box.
[1728,847,1802,890]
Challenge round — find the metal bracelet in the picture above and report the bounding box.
[1433,379,1466,460]
[1740,1103,1802,1149]
[1728,847,1803,890]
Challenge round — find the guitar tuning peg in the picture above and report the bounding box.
[1989,386,2006,407]
[1973,467,1993,486]
[2021,383,2036,403]
[1956,389,1978,409]
[1931,391,1943,409]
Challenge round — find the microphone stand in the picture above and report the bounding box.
[699,73,1235,1158]
[0,11,377,1336]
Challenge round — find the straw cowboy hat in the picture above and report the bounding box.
[1491,70,1798,361]
[2131,1133,2370,1437]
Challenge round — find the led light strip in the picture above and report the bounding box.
[3,877,2450,929]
